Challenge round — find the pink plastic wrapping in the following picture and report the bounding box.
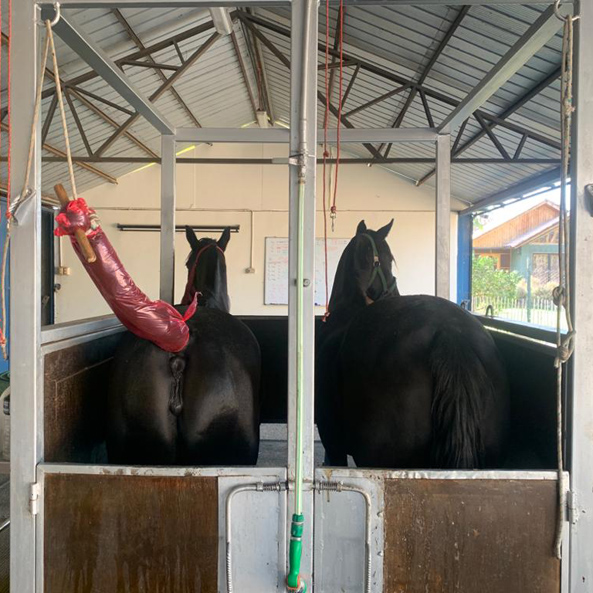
[55,198,196,352]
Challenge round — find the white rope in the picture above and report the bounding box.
[0,26,51,359]
[46,20,77,199]
[552,7,577,559]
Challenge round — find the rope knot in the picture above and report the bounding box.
[554,330,576,368]
[552,285,565,308]
[323,150,330,158]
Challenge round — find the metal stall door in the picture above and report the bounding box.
[313,468,569,593]
[35,464,287,593]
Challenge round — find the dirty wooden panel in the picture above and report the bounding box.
[44,333,122,462]
[44,473,218,593]
[384,479,560,593]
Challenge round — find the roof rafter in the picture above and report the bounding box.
[43,67,159,158]
[230,30,259,121]
[416,66,561,186]
[240,11,276,122]
[37,16,228,102]
[437,5,562,133]
[41,155,560,166]
[94,31,220,157]
[238,12,560,155]
[0,121,117,185]
[112,8,203,128]
[381,4,470,157]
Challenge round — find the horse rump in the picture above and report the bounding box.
[429,329,506,469]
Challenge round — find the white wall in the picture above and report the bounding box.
[52,143,461,323]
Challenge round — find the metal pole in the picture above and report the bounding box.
[11,3,41,593]
[569,1,593,590]
[160,135,176,303]
[287,0,317,589]
[456,213,472,307]
[435,134,451,299]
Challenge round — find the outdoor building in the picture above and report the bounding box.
[474,200,561,281]
[472,200,564,327]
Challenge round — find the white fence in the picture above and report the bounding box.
[471,296,566,330]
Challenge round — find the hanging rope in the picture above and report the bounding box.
[552,0,578,559]
[330,0,344,230]
[322,4,345,320]
[47,20,77,200]
[321,0,331,319]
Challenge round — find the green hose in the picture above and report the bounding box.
[287,178,306,592]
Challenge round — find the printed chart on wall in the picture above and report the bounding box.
[264,237,350,306]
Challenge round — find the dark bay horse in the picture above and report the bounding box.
[107,227,261,465]
[316,220,510,469]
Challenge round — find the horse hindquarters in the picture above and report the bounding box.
[178,314,261,466]
[107,335,178,465]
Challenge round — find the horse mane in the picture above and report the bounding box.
[328,237,367,316]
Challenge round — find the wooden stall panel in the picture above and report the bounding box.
[44,474,218,593]
[44,333,122,462]
[384,479,560,593]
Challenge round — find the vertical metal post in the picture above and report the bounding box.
[569,1,593,590]
[11,3,41,592]
[288,0,317,588]
[435,133,451,299]
[160,135,176,303]
[456,212,472,307]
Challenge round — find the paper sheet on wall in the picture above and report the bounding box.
[264,237,350,306]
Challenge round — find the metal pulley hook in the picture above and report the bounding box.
[554,0,579,22]
[38,1,61,27]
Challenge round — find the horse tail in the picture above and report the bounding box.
[429,330,489,469]
[169,354,186,416]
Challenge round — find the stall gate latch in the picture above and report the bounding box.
[29,483,41,516]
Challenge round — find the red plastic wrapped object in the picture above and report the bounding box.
[55,198,196,353]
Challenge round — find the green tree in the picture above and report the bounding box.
[472,256,523,300]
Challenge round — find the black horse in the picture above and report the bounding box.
[107,227,261,465]
[316,220,510,469]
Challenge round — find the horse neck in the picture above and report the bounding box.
[193,254,230,313]
[327,247,367,328]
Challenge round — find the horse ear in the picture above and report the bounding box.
[356,220,367,234]
[186,226,199,251]
[376,219,394,240]
[218,227,231,251]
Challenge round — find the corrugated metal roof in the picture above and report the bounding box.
[1,3,562,207]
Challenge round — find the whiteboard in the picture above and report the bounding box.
[264,237,351,306]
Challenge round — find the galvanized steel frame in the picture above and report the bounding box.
[9,2,589,593]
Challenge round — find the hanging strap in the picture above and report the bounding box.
[552,0,579,560]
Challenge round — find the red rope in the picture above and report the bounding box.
[6,0,11,220]
[331,0,344,218]
[323,3,345,320]
[321,0,331,320]
[0,0,6,350]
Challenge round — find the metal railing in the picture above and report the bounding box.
[471,295,567,330]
